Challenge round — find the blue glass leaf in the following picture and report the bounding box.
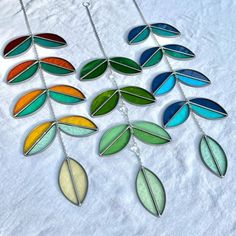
[151,72,176,96]
[163,44,195,59]
[163,101,190,128]
[189,98,227,119]
[128,25,150,44]
[176,69,210,87]
[139,47,163,68]
[151,23,180,37]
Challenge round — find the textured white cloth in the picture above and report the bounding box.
[0,0,235,235]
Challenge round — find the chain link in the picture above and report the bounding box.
[19,0,69,158]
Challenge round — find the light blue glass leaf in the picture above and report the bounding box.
[150,23,180,37]
[176,69,210,87]
[189,98,227,120]
[128,25,150,44]
[200,135,227,177]
[163,101,190,128]
[163,44,195,59]
[151,72,176,96]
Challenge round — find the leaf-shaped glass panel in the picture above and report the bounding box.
[7,60,39,84]
[34,33,67,48]
[163,101,190,128]
[151,23,180,37]
[200,135,227,177]
[40,57,75,75]
[13,89,47,117]
[136,167,166,217]
[59,158,88,205]
[189,98,227,119]
[163,44,195,59]
[90,89,119,116]
[120,86,155,105]
[80,59,108,80]
[99,124,131,156]
[128,25,150,44]
[24,121,56,156]
[139,47,163,68]
[151,72,176,96]
[109,57,142,74]
[58,116,98,137]
[176,69,210,87]
[132,121,171,144]
[49,85,85,104]
[4,36,32,58]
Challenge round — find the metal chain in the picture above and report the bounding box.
[19,0,70,158]
[133,0,205,135]
[83,2,143,166]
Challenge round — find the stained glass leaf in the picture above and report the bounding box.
[189,98,227,119]
[58,116,98,137]
[132,121,171,144]
[99,124,131,156]
[136,167,166,217]
[24,121,57,156]
[120,86,155,105]
[80,59,108,80]
[13,89,47,117]
[163,101,190,128]
[7,60,39,84]
[200,135,227,177]
[150,23,180,37]
[59,158,88,205]
[40,57,75,75]
[90,89,119,116]
[3,35,32,58]
[176,69,210,87]
[163,44,195,59]
[109,57,142,74]
[127,25,150,44]
[34,33,67,48]
[139,47,163,68]
[151,72,176,96]
[49,85,85,104]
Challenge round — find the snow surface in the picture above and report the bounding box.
[0,0,235,235]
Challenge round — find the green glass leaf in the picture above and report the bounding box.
[80,59,108,80]
[132,121,171,144]
[99,124,131,156]
[120,86,155,105]
[200,135,227,177]
[136,167,166,217]
[109,57,142,74]
[90,89,119,116]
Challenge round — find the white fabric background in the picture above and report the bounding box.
[0,0,235,235]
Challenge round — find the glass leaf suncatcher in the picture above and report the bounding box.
[127,0,228,178]
[3,0,98,206]
[81,2,171,217]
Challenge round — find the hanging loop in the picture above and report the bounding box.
[82,1,91,7]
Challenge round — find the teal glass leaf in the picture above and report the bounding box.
[163,44,195,59]
[150,23,180,37]
[139,47,163,68]
[128,25,150,44]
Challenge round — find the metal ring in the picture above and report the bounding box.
[82,2,90,7]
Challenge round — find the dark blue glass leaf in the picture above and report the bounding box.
[189,98,227,119]
[128,25,150,44]
[151,72,176,96]
[151,23,180,37]
[176,69,210,87]
[163,44,195,59]
[139,47,163,68]
[163,101,190,128]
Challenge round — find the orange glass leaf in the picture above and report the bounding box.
[7,60,39,84]
[40,57,75,75]
[13,89,47,117]
[49,85,85,104]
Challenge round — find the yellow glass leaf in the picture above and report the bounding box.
[59,158,88,205]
